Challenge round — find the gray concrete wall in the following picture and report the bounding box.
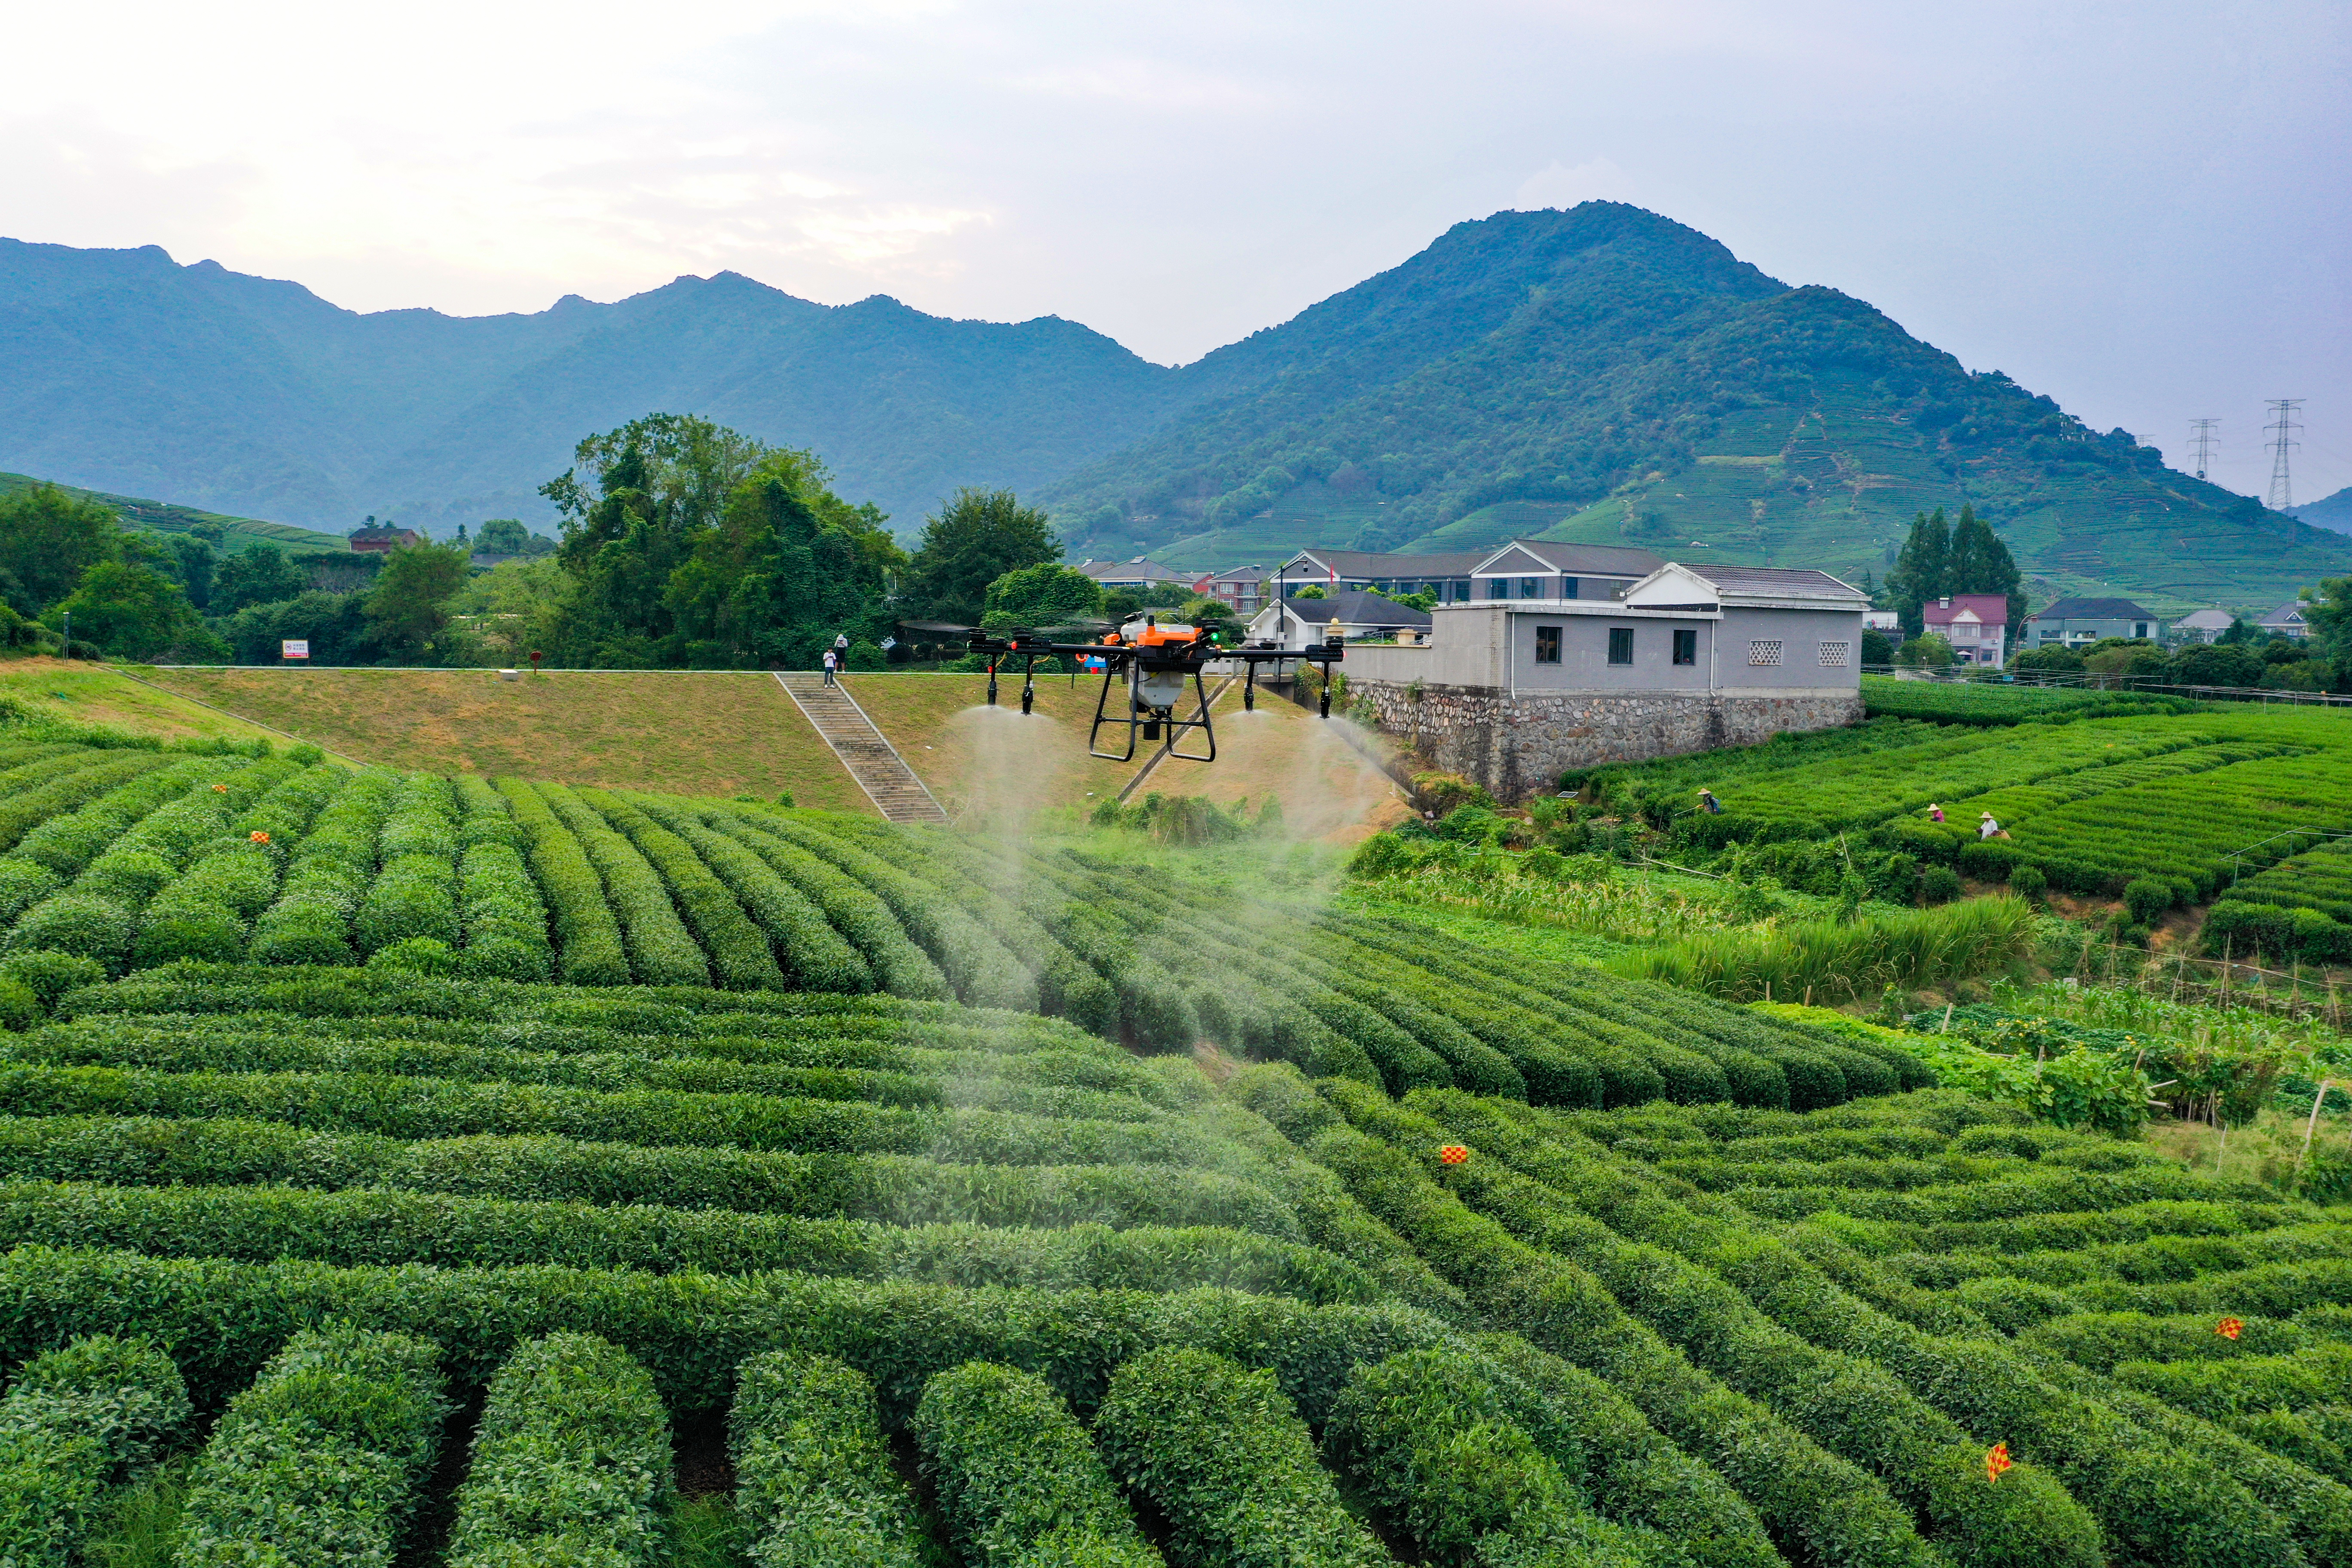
[1715,606,1865,690]
[1347,680,1863,802]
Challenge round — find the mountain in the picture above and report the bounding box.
[2289,487,2352,538]
[1041,206,2352,615]
[0,239,1179,537]
[3,208,2345,612]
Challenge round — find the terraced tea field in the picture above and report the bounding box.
[0,731,2342,1567]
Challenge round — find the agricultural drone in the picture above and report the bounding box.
[901,614,1348,764]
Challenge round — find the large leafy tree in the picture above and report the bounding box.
[539,416,901,667]
[364,540,472,662]
[1945,504,2024,626]
[52,561,217,661]
[212,545,312,614]
[905,489,1060,627]
[1886,503,2023,637]
[980,563,1102,631]
[0,484,122,614]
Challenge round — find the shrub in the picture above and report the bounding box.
[730,1353,927,1568]
[705,815,947,1000]
[1095,1348,1387,1568]
[1412,772,1492,815]
[3,894,136,973]
[174,1325,450,1568]
[368,936,463,976]
[2009,864,2048,902]
[1921,864,1963,903]
[2122,877,2175,927]
[445,1333,672,1568]
[913,1361,1160,1568]
[631,801,868,994]
[0,950,103,1010]
[496,779,628,986]
[588,791,780,991]
[0,1335,190,1567]
[537,784,708,987]
[1323,1349,1606,1564]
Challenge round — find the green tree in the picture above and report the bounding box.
[476,518,531,554]
[51,561,213,661]
[980,563,1103,631]
[904,489,1060,626]
[165,536,217,611]
[212,545,312,613]
[364,540,471,661]
[1884,508,1951,640]
[0,483,119,613]
[2302,577,2352,662]
[1944,504,2025,625]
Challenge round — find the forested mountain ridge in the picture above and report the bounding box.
[3,208,2343,611]
[0,239,1178,537]
[1044,208,2350,613]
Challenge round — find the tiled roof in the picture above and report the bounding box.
[1280,548,1491,578]
[1680,565,1867,600]
[2028,597,2157,620]
[1476,540,1666,576]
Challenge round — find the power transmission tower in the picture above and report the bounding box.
[2265,399,2303,510]
[2188,418,2219,481]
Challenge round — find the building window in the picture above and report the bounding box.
[1608,628,1634,665]
[1748,640,1782,667]
[1562,577,1580,600]
[2133,622,2149,638]
[1522,577,1540,600]
[1487,578,1510,600]
[1819,640,1850,667]
[1672,629,1697,665]
[1535,625,1561,664]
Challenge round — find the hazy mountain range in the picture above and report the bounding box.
[3,204,2344,612]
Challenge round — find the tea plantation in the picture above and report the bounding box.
[0,736,2343,1567]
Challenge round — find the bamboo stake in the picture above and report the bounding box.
[2297,1080,2333,1184]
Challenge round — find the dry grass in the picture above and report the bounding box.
[0,656,300,748]
[141,668,871,808]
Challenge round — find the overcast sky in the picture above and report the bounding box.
[6,0,2346,501]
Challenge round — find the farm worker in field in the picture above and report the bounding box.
[822,647,839,686]
[1928,803,1945,823]
[1697,788,1722,815]
[1978,811,2003,840]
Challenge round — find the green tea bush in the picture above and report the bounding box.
[455,842,554,981]
[1096,1347,1387,1568]
[587,790,781,990]
[704,815,946,1000]
[355,775,461,955]
[497,778,628,986]
[445,1332,673,1568]
[1323,1348,1628,1566]
[538,784,708,987]
[631,800,869,993]
[0,950,100,1010]
[729,1354,927,1568]
[367,936,462,975]
[2123,878,2175,926]
[1921,864,1963,903]
[0,755,175,855]
[0,1335,189,1568]
[9,759,224,876]
[912,1361,1160,1567]
[173,1325,449,1568]
[251,769,399,967]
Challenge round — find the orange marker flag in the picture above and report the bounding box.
[1985,1443,2012,1483]
[211,784,229,793]
[2216,1317,2244,1340]
[1438,1144,1470,1165]
[250,830,271,844]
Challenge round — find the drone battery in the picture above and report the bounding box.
[1143,720,1161,740]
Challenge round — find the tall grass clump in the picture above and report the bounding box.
[1611,894,2034,1004]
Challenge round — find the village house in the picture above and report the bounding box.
[1920,593,2009,665]
[2024,597,2165,647]
[1332,560,1868,800]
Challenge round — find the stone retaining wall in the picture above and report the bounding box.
[1347,680,1862,801]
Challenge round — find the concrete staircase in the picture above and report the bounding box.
[774,674,949,824]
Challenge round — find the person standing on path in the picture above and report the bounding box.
[822,647,839,686]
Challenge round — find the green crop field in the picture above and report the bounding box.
[0,714,2338,1568]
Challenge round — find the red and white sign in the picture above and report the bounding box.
[281,640,310,660]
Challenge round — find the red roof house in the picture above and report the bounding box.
[349,524,423,553]
[1922,594,2009,665]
